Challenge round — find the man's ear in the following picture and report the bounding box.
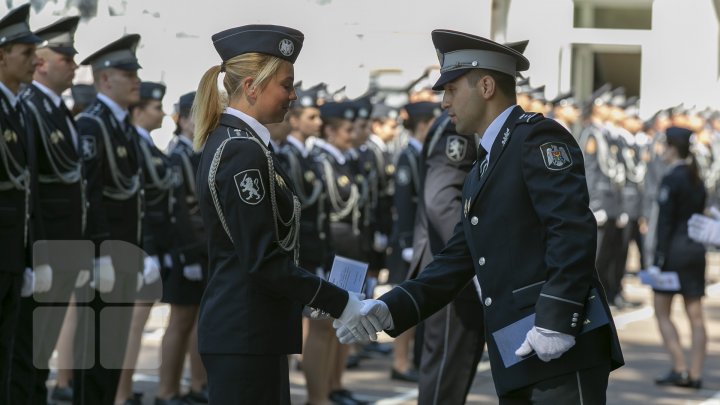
[479,75,496,100]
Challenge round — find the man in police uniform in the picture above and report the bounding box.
[9,15,92,405]
[335,30,623,403]
[74,34,145,405]
[0,5,44,403]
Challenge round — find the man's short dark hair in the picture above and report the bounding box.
[466,68,516,99]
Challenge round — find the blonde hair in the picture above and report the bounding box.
[193,53,284,150]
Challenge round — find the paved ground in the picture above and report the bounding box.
[48,251,720,405]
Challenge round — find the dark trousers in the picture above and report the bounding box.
[499,362,611,405]
[0,272,22,404]
[419,301,484,405]
[596,223,623,301]
[11,269,80,405]
[201,353,290,405]
[72,263,137,405]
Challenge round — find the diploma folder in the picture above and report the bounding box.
[492,288,610,368]
[327,255,368,294]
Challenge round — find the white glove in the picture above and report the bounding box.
[183,263,203,281]
[33,264,52,294]
[401,248,413,263]
[21,268,34,297]
[163,253,173,269]
[373,232,388,252]
[75,270,90,288]
[616,212,629,228]
[143,256,161,285]
[688,212,720,246]
[91,256,115,293]
[334,299,393,344]
[593,209,608,226]
[333,293,376,343]
[515,326,576,362]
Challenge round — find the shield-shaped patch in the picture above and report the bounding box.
[234,169,265,205]
[446,135,468,162]
[396,166,411,186]
[540,142,573,171]
[81,135,96,160]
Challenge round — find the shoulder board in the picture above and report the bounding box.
[87,102,104,116]
[225,127,253,140]
[516,112,544,125]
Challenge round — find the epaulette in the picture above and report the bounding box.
[516,112,544,124]
[226,127,253,139]
[86,102,104,116]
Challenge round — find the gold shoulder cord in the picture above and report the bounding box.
[209,136,301,264]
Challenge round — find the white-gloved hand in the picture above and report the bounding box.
[33,264,52,294]
[401,248,413,263]
[305,293,365,321]
[91,256,115,293]
[162,253,173,269]
[183,263,203,281]
[143,256,161,285]
[333,293,377,344]
[593,209,608,226]
[688,213,720,246]
[21,268,34,297]
[334,299,392,344]
[515,326,576,362]
[75,269,90,288]
[373,232,388,252]
[616,212,629,228]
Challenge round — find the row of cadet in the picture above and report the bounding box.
[0,5,210,405]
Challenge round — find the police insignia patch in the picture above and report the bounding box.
[81,135,96,160]
[279,38,294,57]
[540,142,573,171]
[234,169,265,205]
[396,166,411,186]
[658,186,670,203]
[446,135,468,162]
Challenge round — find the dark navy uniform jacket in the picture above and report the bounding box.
[22,83,87,270]
[78,97,143,253]
[379,107,623,395]
[387,141,420,283]
[0,89,33,274]
[196,113,348,355]
[277,136,330,271]
[137,132,174,258]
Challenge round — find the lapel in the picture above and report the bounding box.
[0,90,28,151]
[27,85,79,160]
[219,113,297,195]
[469,106,525,209]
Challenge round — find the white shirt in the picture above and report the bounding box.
[224,107,271,147]
[368,134,387,151]
[286,135,308,157]
[479,104,516,163]
[33,80,79,148]
[0,81,19,108]
[317,140,346,165]
[408,137,423,153]
[96,92,129,126]
[135,125,154,146]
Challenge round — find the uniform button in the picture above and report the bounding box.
[85,202,90,208]
[470,216,478,225]
[571,323,577,328]
[573,313,579,317]
[484,297,492,307]
[478,257,486,266]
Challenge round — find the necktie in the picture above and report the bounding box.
[478,145,489,179]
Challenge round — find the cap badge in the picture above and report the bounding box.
[279,38,294,57]
[152,89,163,99]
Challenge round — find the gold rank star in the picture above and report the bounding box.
[338,175,350,187]
[4,129,17,143]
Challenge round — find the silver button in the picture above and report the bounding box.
[478,257,486,266]
[573,313,579,317]
[484,297,492,307]
[470,216,478,225]
[571,323,577,328]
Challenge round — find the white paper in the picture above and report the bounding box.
[638,270,681,291]
[328,255,368,293]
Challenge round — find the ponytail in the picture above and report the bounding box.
[193,65,223,150]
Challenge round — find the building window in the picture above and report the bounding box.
[574,0,653,30]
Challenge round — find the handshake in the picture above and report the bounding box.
[333,293,394,344]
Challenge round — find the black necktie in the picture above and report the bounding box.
[478,145,489,179]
